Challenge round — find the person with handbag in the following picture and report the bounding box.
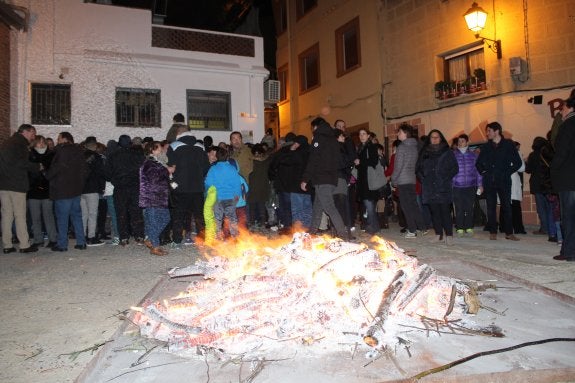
[354,129,384,235]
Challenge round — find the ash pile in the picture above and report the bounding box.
[132,233,492,358]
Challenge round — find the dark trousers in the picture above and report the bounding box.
[277,191,292,228]
[559,191,575,259]
[114,187,144,240]
[428,203,454,237]
[453,187,476,230]
[485,184,513,235]
[171,191,205,243]
[334,193,351,228]
[96,198,108,239]
[397,184,425,233]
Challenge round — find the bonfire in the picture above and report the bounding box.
[132,233,483,358]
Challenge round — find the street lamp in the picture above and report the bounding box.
[463,2,502,59]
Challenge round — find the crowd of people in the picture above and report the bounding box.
[0,89,573,262]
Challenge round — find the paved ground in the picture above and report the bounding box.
[0,223,573,383]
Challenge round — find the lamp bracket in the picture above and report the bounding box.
[474,34,502,59]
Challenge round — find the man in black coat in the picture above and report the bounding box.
[167,127,210,246]
[46,132,88,252]
[551,91,575,261]
[0,124,40,253]
[105,134,145,246]
[301,117,348,240]
[476,122,522,241]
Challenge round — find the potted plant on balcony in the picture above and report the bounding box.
[434,81,446,99]
[474,68,486,90]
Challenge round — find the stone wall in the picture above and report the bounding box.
[0,24,10,144]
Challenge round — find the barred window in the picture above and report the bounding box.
[186,90,231,131]
[115,88,161,128]
[31,83,71,125]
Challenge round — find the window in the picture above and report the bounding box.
[444,48,484,83]
[115,88,161,127]
[31,83,71,125]
[335,17,361,77]
[278,64,288,102]
[298,43,320,94]
[296,0,317,20]
[186,90,231,131]
[276,0,287,35]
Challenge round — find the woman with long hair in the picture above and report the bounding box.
[354,129,381,235]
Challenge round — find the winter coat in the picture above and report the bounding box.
[416,142,459,204]
[205,161,244,201]
[27,149,54,200]
[524,137,550,194]
[82,149,106,195]
[0,133,40,192]
[452,147,482,189]
[139,157,170,208]
[105,146,145,189]
[337,138,356,183]
[167,134,209,193]
[302,120,340,186]
[46,143,88,200]
[230,144,253,182]
[476,138,522,189]
[269,144,310,194]
[551,111,575,191]
[356,141,381,201]
[391,138,419,186]
[248,157,271,203]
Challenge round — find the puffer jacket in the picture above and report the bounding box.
[139,157,170,208]
[452,147,482,188]
[416,142,459,204]
[391,138,419,186]
[302,120,341,186]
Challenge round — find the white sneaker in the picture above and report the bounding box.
[405,231,417,238]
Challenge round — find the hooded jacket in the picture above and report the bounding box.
[302,120,339,186]
[105,146,145,189]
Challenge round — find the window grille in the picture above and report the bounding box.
[31,83,71,125]
[186,90,231,131]
[115,88,161,128]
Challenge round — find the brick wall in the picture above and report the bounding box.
[0,24,11,144]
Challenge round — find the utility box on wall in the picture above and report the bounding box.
[509,57,523,76]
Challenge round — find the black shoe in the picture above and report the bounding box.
[47,241,57,248]
[33,242,45,247]
[400,228,407,233]
[74,244,87,250]
[86,238,104,247]
[19,245,38,253]
[3,247,16,254]
[51,246,67,252]
[553,254,567,261]
[120,239,129,247]
[548,236,558,243]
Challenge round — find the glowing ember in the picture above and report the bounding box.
[132,233,472,356]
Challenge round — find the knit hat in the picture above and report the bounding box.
[118,134,131,148]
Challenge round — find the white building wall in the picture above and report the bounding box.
[10,0,268,144]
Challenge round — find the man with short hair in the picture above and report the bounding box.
[476,122,522,241]
[301,117,349,240]
[166,113,187,143]
[46,132,88,251]
[551,90,575,261]
[0,124,40,253]
[229,131,253,182]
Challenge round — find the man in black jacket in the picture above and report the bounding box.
[476,122,522,241]
[46,132,88,252]
[82,140,106,246]
[167,127,210,246]
[551,90,575,261]
[0,124,40,253]
[301,117,348,240]
[105,134,145,246]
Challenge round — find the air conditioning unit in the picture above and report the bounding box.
[264,80,280,103]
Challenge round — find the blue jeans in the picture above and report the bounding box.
[559,191,575,260]
[105,196,119,239]
[534,193,551,234]
[143,208,170,247]
[290,192,312,230]
[54,197,85,249]
[362,199,380,234]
